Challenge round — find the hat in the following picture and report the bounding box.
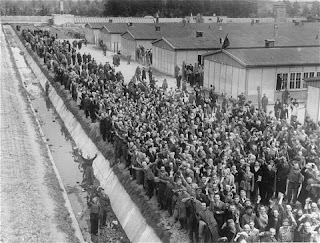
[227,219,235,224]
[245,205,253,210]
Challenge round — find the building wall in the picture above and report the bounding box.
[153,46,176,76]
[0,16,51,24]
[153,48,212,76]
[100,31,111,48]
[306,86,320,123]
[121,37,136,59]
[84,27,94,44]
[52,14,75,26]
[247,65,320,104]
[110,34,122,52]
[93,29,100,46]
[224,18,274,23]
[176,50,211,68]
[204,57,320,104]
[203,60,246,97]
[100,32,122,52]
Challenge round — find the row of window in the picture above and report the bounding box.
[277,71,320,90]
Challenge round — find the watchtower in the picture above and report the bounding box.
[273,1,286,23]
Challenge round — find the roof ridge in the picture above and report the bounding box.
[222,49,247,67]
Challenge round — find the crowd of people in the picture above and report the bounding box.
[21,27,320,243]
[183,63,204,88]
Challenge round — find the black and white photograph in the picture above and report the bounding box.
[0,0,320,242]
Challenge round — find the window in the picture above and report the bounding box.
[317,72,320,77]
[289,72,304,90]
[290,73,296,89]
[296,73,301,88]
[276,73,288,90]
[282,73,288,89]
[303,72,315,88]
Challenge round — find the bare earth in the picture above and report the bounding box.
[0,25,78,243]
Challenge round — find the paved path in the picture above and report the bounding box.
[0,25,79,243]
[71,42,179,89]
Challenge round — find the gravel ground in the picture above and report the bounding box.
[0,25,80,243]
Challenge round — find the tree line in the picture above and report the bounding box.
[103,0,258,18]
[1,0,319,18]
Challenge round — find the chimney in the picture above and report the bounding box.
[156,12,159,23]
[273,24,279,37]
[196,31,203,37]
[59,0,64,14]
[265,39,275,48]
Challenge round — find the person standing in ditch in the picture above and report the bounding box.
[79,151,97,190]
[87,196,100,237]
[97,187,110,229]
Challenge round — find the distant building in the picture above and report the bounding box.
[120,23,209,61]
[152,35,219,76]
[99,23,128,53]
[203,47,320,104]
[84,23,105,45]
[151,22,320,76]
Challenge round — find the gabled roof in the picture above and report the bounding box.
[100,23,128,34]
[203,47,320,68]
[121,31,135,41]
[153,36,221,50]
[85,23,106,29]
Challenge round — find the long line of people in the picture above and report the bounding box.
[21,28,320,243]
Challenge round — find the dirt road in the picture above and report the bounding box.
[0,25,80,243]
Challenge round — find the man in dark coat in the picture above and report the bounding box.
[275,158,290,198]
[87,196,100,236]
[198,202,219,241]
[77,52,82,65]
[99,112,109,141]
[89,97,98,123]
[274,98,282,120]
[260,163,276,205]
[97,187,109,229]
[148,67,153,82]
[79,152,97,189]
[82,52,87,64]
